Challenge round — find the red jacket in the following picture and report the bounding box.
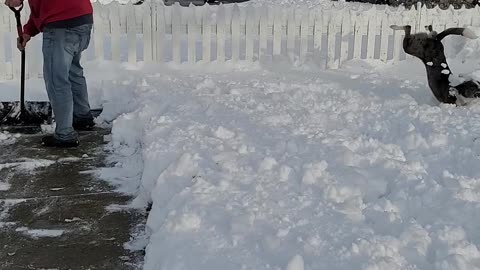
[24,0,93,37]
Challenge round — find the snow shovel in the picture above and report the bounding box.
[0,4,52,127]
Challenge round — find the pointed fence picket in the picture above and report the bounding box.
[245,5,255,62]
[1,2,480,80]
[0,7,9,80]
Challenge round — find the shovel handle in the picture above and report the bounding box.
[9,4,24,42]
[9,4,26,113]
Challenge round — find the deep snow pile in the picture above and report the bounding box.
[97,36,480,269]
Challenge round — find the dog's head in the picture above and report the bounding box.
[391,25,445,63]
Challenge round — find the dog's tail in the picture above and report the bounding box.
[390,25,411,36]
[437,28,478,40]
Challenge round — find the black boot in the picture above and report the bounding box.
[73,118,95,131]
[41,135,79,148]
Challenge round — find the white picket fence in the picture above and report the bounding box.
[1,1,480,80]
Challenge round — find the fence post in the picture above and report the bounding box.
[353,10,363,60]
[286,9,295,62]
[245,4,255,62]
[472,5,480,27]
[143,1,153,63]
[93,2,105,61]
[231,4,241,62]
[299,8,309,64]
[379,11,389,62]
[340,8,351,66]
[110,2,121,62]
[327,10,338,69]
[313,10,323,65]
[366,6,377,60]
[172,3,182,64]
[126,2,137,64]
[392,8,402,63]
[155,1,166,63]
[458,6,472,27]
[217,4,226,63]
[0,7,6,80]
[201,5,211,63]
[258,5,268,61]
[187,5,198,64]
[272,7,283,57]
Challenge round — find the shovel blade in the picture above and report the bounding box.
[0,101,52,126]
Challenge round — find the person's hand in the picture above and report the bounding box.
[17,34,30,51]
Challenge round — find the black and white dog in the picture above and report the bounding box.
[391,25,479,105]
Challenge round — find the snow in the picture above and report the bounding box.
[0,158,56,191]
[0,159,55,171]
[15,227,65,239]
[2,3,480,270]
[0,182,10,191]
[0,131,20,145]
[0,199,26,227]
[95,51,480,269]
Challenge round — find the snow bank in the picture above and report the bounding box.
[96,47,480,270]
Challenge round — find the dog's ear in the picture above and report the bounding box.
[390,25,411,36]
[425,25,437,38]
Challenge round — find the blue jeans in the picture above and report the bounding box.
[42,24,93,141]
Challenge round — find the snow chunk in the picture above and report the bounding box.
[15,227,64,239]
[214,126,235,140]
[196,78,216,90]
[173,153,197,176]
[258,157,278,171]
[0,182,10,191]
[0,131,17,145]
[441,63,448,68]
[286,255,304,270]
[426,62,433,66]
[463,28,478,39]
[279,165,292,182]
[0,159,55,171]
[442,69,450,75]
[166,213,202,232]
[302,161,328,185]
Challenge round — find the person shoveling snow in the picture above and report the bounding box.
[4,0,96,147]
